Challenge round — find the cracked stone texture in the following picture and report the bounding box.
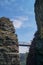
[0,17,20,65]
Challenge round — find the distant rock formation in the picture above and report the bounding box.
[0,17,20,65]
[26,0,43,65]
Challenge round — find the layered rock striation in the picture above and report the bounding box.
[0,17,20,65]
[26,0,43,65]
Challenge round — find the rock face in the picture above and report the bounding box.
[26,0,43,65]
[35,0,43,38]
[0,17,20,65]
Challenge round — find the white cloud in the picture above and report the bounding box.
[19,16,28,21]
[13,20,22,29]
[11,16,29,29]
[19,47,29,53]
[0,0,16,8]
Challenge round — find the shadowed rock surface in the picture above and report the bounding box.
[26,0,43,65]
[0,17,20,65]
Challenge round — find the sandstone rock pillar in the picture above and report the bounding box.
[0,17,20,65]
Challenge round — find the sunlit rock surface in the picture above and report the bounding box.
[26,0,43,65]
[0,17,20,65]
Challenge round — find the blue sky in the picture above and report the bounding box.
[0,0,37,53]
